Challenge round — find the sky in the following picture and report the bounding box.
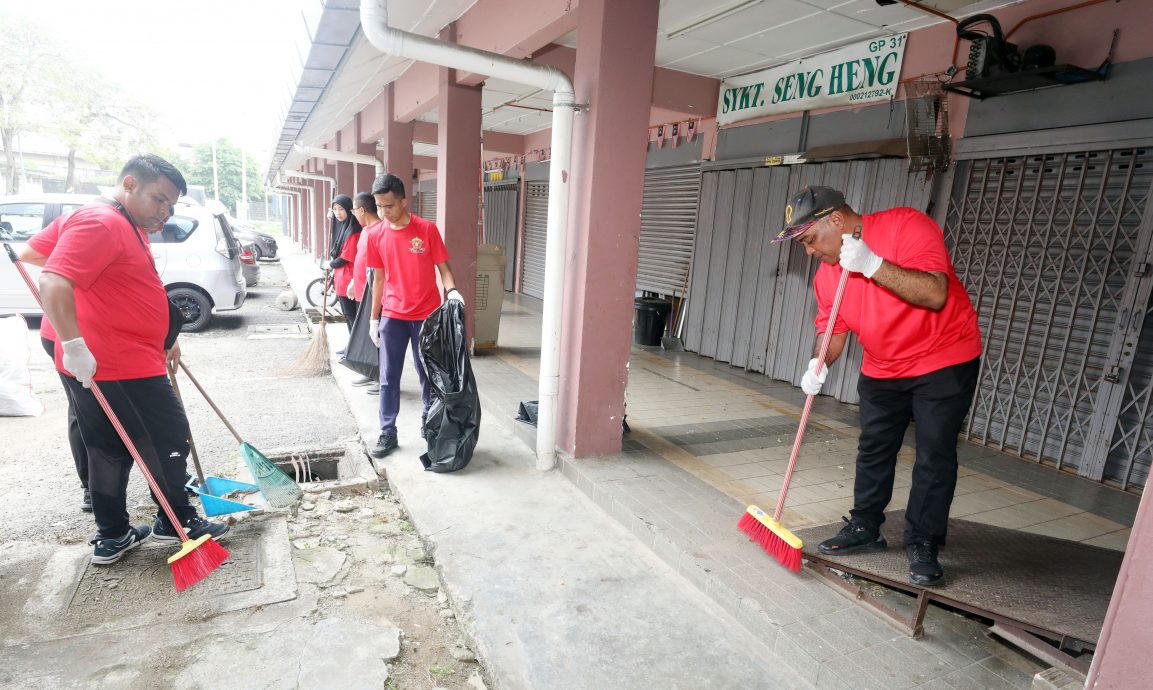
[1,0,312,168]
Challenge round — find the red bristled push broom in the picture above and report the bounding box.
[5,243,228,591]
[738,252,854,573]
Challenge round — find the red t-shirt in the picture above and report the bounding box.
[27,216,65,343]
[37,202,170,381]
[365,214,449,321]
[351,220,382,300]
[332,228,359,296]
[814,207,982,379]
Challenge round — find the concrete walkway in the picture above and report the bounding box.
[283,249,805,689]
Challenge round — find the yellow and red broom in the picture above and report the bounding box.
[5,243,227,591]
[738,259,853,572]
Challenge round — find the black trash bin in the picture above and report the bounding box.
[633,297,672,346]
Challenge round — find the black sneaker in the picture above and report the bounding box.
[90,525,151,565]
[152,516,230,544]
[80,487,93,513]
[371,432,398,458]
[817,516,887,555]
[906,540,944,586]
[351,375,374,387]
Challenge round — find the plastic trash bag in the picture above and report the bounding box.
[515,400,538,426]
[418,300,480,473]
[0,315,43,417]
[338,278,379,381]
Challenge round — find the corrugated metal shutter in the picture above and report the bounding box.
[483,182,519,292]
[521,182,549,299]
[637,164,701,296]
[684,158,930,404]
[419,188,438,222]
[942,146,1153,488]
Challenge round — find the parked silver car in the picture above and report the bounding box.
[0,194,246,332]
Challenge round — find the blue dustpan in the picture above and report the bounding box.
[188,476,259,516]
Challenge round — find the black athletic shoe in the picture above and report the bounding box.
[371,432,398,458]
[817,516,887,555]
[906,540,944,586]
[80,487,93,513]
[152,516,230,544]
[90,525,151,565]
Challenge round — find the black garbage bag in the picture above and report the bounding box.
[338,277,379,381]
[418,300,480,473]
[515,400,539,426]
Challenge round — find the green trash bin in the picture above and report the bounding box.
[633,297,672,346]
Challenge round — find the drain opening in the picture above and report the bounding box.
[267,448,347,483]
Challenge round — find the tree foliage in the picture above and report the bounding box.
[181,139,265,211]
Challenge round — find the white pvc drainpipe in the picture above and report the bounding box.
[284,170,336,209]
[277,182,317,252]
[268,187,302,242]
[361,0,577,471]
[292,143,385,174]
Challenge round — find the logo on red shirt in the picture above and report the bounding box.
[408,237,426,254]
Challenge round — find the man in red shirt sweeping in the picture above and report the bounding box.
[365,173,461,458]
[776,185,982,586]
[34,154,229,565]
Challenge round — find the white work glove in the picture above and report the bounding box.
[840,234,883,278]
[801,358,827,396]
[346,283,355,300]
[446,288,465,306]
[369,320,381,348]
[62,337,97,388]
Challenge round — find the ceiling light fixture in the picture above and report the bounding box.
[666,0,765,39]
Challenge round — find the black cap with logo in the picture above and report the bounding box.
[775,185,846,242]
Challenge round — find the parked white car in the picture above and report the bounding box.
[0,194,246,331]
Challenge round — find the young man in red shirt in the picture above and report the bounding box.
[364,174,461,458]
[776,185,982,587]
[35,154,228,565]
[349,193,383,394]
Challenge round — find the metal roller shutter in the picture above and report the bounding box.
[637,164,701,296]
[942,146,1153,488]
[684,158,930,404]
[483,182,519,292]
[521,182,549,299]
[419,189,438,222]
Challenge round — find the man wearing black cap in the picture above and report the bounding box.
[776,185,982,586]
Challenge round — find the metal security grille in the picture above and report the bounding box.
[637,164,701,296]
[943,146,1153,488]
[684,158,931,404]
[521,182,549,299]
[483,182,519,292]
[419,188,438,222]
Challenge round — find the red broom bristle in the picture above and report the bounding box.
[737,511,803,572]
[171,538,230,592]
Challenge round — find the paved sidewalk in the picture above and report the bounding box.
[282,248,806,689]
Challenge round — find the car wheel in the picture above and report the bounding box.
[250,245,263,261]
[168,287,212,332]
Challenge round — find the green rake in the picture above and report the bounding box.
[177,362,303,509]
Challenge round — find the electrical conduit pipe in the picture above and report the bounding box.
[292,143,385,175]
[360,0,577,471]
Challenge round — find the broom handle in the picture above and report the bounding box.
[168,363,206,485]
[772,232,858,522]
[177,361,244,445]
[3,243,187,541]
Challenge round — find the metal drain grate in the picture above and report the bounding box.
[269,448,346,483]
[247,324,311,339]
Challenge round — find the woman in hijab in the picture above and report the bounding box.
[327,194,363,333]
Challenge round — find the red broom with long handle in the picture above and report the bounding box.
[737,243,855,572]
[5,243,228,591]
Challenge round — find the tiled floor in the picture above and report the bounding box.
[472,292,1140,688]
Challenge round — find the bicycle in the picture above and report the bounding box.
[305,270,339,309]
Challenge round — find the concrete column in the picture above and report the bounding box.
[356,112,378,195]
[381,83,414,186]
[436,25,482,339]
[311,178,324,261]
[335,160,354,198]
[557,0,658,457]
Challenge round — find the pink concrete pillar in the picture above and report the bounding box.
[335,160,354,198]
[312,178,325,261]
[381,83,414,187]
[355,114,378,196]
[436,29,482,340]
[1087,488,1153,687]
[557,0,658,457]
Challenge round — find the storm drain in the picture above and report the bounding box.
[68,529,263,612]
[267,447,348,484]
[302,308,345,324]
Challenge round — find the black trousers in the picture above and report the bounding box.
[337,296,358,334]
[63,375,198,538]
[850,357,980,546]
[41,337,88,488]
